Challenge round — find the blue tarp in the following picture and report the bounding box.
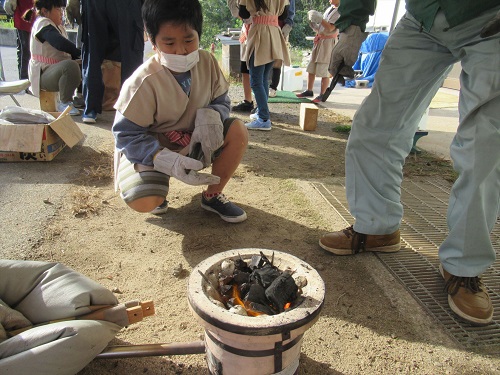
[345,32,389,88]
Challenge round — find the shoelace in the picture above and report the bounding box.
[215,193,229,204]
[444,275,482,296]
[343,225,367,254]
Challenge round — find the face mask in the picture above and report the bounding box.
[160,49,200,73]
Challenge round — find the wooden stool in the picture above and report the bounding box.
[39,90,58,112]
[299,103,318,131]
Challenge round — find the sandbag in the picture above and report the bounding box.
[0,260,121,375]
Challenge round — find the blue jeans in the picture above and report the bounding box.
[248,53,274,121]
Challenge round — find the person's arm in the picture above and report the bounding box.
[335,0,376,32]
[36,25,81,59]
[239,5,250,19]
[278,5,289,21]
[112,112,161,166]
[227,0,240,18]
[285,0,295,26]
[207,91,231,122]
[320,19,337,33]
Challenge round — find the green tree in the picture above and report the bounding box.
[200,0,241,49]
[290,0,330,48]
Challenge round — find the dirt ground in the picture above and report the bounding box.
[7,85,500,375]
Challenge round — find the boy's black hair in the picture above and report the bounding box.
[34,0,67,11]
[142,0,203,45]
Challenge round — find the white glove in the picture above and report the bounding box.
[153,149,220,186]
[281,23,292,40]
[308,10,323,24]
[189,108,224,168]
[3,0,17,16]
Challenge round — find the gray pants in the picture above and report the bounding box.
[40,60,81,103]
[345,8,500,277]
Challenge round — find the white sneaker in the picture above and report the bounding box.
[269,88,277,97]
[57,101,80,116]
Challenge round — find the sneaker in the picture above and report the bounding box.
[312,95,323,104]
[82,110,97,124]
[57,101,80,116]
[250,107,258,114]
[296,90,314,98]
[72,95,85,108]
[245,118,271,131]
[232,100,254,113]
[150,199,168,215]
[249,111,259,120]
[269,88,277,98]
[319,225,401,255]
[440,264,493,325]
[201,193,247,223]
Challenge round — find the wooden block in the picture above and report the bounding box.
[299,103,318,131]
[39,90,58,112]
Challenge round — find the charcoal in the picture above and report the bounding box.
[249,255,262,269]
[233,270,250,285]
[218,275,233,286]
[245,283,269,306]
[265,273,298,313]
[234,257,252,273]
[250,265,280,288]
[239,283,251,298]
[220,284,233,298]
[247,301,276,316]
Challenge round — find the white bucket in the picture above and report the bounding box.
[277,67,304,92]
[188,249,325,375]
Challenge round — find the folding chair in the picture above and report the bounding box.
[0,46,30,106]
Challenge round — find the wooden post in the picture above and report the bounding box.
[39,91,58,112]
[299,103,318,131]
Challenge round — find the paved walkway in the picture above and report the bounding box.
[307,68,459,160]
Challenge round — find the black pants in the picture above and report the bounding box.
[16,29,30,80]
[81,0,144,115]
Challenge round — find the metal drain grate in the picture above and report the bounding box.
[311,178,500,352]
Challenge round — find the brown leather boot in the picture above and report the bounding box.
[319,225,401,255]
[440,265,493,325]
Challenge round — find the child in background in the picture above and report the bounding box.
[112,0,248,223]
[296,0,340,103]
[268,0,295,98]
[26,0,82,115]
[239,0,290,131]
[227,0,254,113]
[3,0,35,84]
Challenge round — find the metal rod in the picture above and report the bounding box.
[390,0,402,33]
[96,341,205,359]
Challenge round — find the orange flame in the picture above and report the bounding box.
[231,285,263,317]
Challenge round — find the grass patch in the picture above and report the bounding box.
[333,125,352,133]
[0,20,14,28]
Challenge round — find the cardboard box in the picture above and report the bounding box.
[0,107,84,162]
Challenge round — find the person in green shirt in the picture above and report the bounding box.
[319,1,500,326]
